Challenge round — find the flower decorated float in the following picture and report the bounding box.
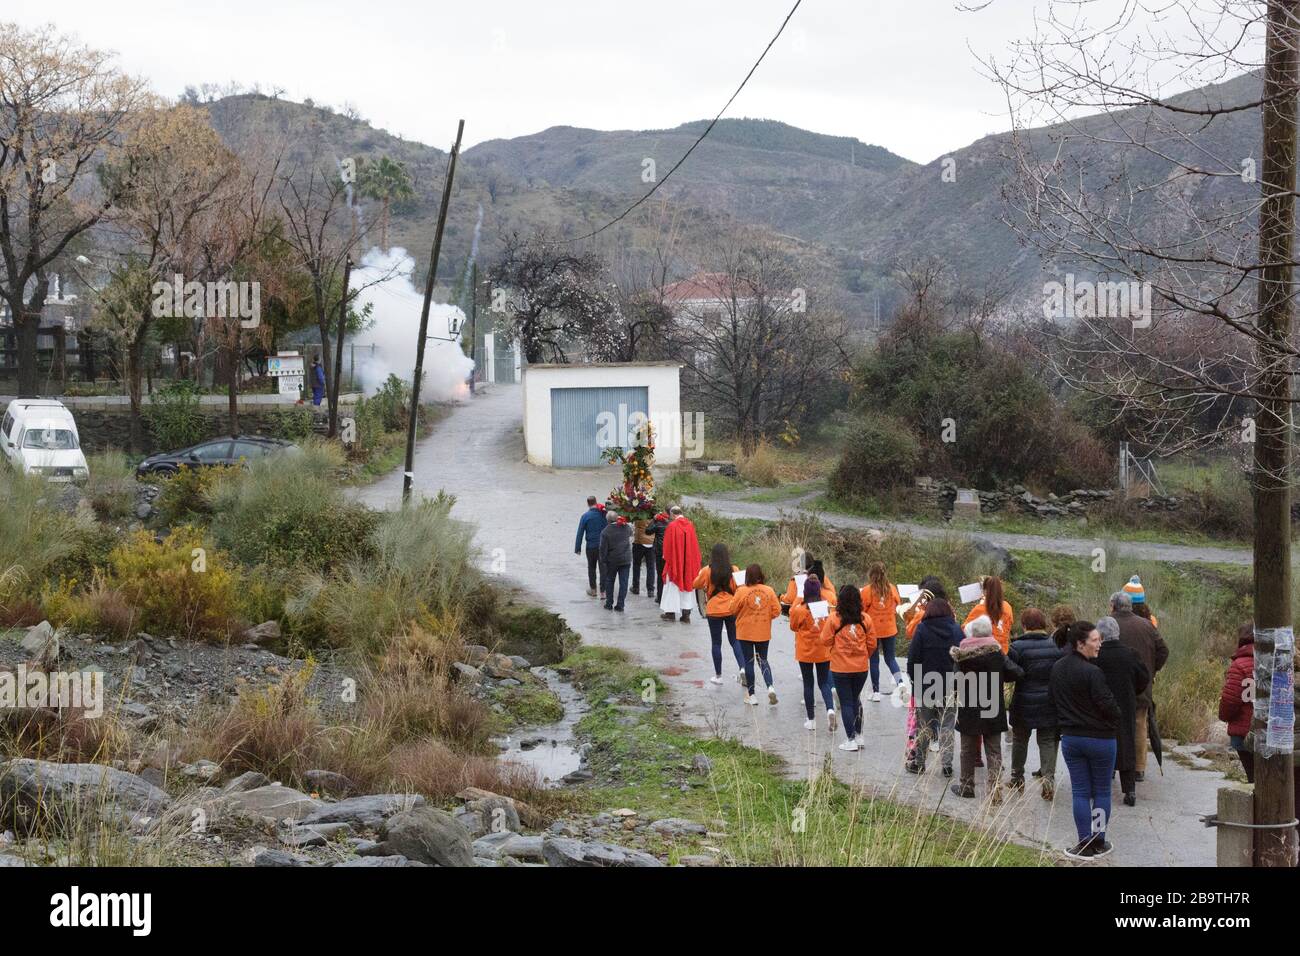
[600,421,657,520]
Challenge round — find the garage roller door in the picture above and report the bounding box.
[550,386,649,468]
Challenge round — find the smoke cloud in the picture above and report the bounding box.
[349,246,475,400]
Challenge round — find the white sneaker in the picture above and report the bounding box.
[838,738,860,752]
[744,694,759,706]
[871,691,882,702]
[803,719,816,731]
[767,686,778,705]
[827,710,838,732]
[709,675,724,685]
[929,741,940,753]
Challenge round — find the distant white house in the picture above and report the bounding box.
[522,361,682,468]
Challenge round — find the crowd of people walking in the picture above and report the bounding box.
[573,497,1287,864]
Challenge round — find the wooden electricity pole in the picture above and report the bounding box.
[402,119,464,503]
[468,261,478,394]
[1251,0,1298,868]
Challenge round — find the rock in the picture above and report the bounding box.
[461,644,490,665]
[541,836,664,868]
[497,834,544,862]
[692,753,714,776]
[649,818,707,838]
[241,621,282,645]
[452,808,485,837]
[971,538,1013,574]
[458,786,547,829]
[381,807,474,867]
[135,502,153,520]
[561,769,593,785]
[281,821,354,848]
[222,771,270,794]
[679,854,719,867]
[0,759,171,832]
[251,847,314,867]
[1206,720,1231,747]
[464,794,521,834]
[452,662,482,682]
[302,770,355,797]
[0,854,30,867]
[508,655,531,669]
[334,855,428,867]
[20,621,60,666]
[220,785,323,826]
[299,793,424,830]
[482,654,515,679]
[181,760,221,782]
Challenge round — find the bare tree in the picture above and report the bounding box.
[0,23,148,395]
[674,236,847,454]
[988,0,1296,866]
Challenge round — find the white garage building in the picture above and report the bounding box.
[522,361,683,468]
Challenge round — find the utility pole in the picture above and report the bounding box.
[1251,0,1297,868]
[403,119,464,503]
[468,261,477,394]
[329,256,352,438]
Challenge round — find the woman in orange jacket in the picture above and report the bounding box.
[964,576,1014,653]
[820,585,877,751]
[788,574,837,732]
[727,563,781,705]
[861,561,906,702]
[691,544,745,686]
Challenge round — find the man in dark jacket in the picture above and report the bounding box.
[1096,616,1150,806]
[949,616,1023,799]
[1007,607,1065,798]
[574,497,607,598]
[630,517,658,600]
[906,597,964,776]
[1111,591,1168,781]
[598,514,634,612]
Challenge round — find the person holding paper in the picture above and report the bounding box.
[903,575,946,640]
[727,564,781,705]
[821,586,877,752]
[658,507,701,623]
[788,575,836,732]
[782,557,834,611]
[963,576,1014,653]
[692,544,745,685]
[861,562,905,703]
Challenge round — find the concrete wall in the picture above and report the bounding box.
[522,362,682,468]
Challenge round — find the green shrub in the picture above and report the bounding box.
[207,440,375,572]
[0,469,80,612]
[827,412,920,501]
[84,450,136,521]
[269,405,316,441]
[155,464,227,526]
[109,527,240,640]
[146,380,206,450]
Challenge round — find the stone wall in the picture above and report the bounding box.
[914,477,1178,519]
[70,403,356,455]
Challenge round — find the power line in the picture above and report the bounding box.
[557,0,803,244]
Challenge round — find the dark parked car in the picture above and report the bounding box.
[136,436,296,477]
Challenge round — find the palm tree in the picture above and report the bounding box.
[358,156,415,250]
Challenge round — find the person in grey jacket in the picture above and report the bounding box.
[599,513,634,612]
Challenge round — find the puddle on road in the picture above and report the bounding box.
[496,666,589,787]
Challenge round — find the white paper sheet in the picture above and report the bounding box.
[958,582,984,604]
[897,584,920,600]
[794,573,808,592]
[733,570,746,587]
[809,600,830,620]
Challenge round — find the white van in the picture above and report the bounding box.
[1,399,90,483]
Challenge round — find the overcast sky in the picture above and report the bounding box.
[3,0,1241,163]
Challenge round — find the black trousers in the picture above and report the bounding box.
[585,548,604,592]
[632,544,657,595]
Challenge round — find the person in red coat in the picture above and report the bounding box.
[658,506,701,623]
[1218,623,1255,783]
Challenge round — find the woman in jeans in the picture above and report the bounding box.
[788,574,836,732]
[692,544,744,686]
[861,562,905,702]
[1048,620,1121,861]
[1218,623,1256,782]
[821,586,876,752]
[727,563,781,705]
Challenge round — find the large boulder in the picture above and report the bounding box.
[19,622,60,667]
[0,759,171,832]
[219,785,322,827]
[541,836,664,868]
[299,793,424,830]
[380,807,473,867]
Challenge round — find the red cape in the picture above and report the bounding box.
[661,517,701,591]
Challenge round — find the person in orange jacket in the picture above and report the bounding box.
[781,557,835,613]
[861,561,907,702]
[727,563,781,705]
[964,575,1014,653]
[820,585,877,752]
[692,543,745,686]
[788,574,837,732]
